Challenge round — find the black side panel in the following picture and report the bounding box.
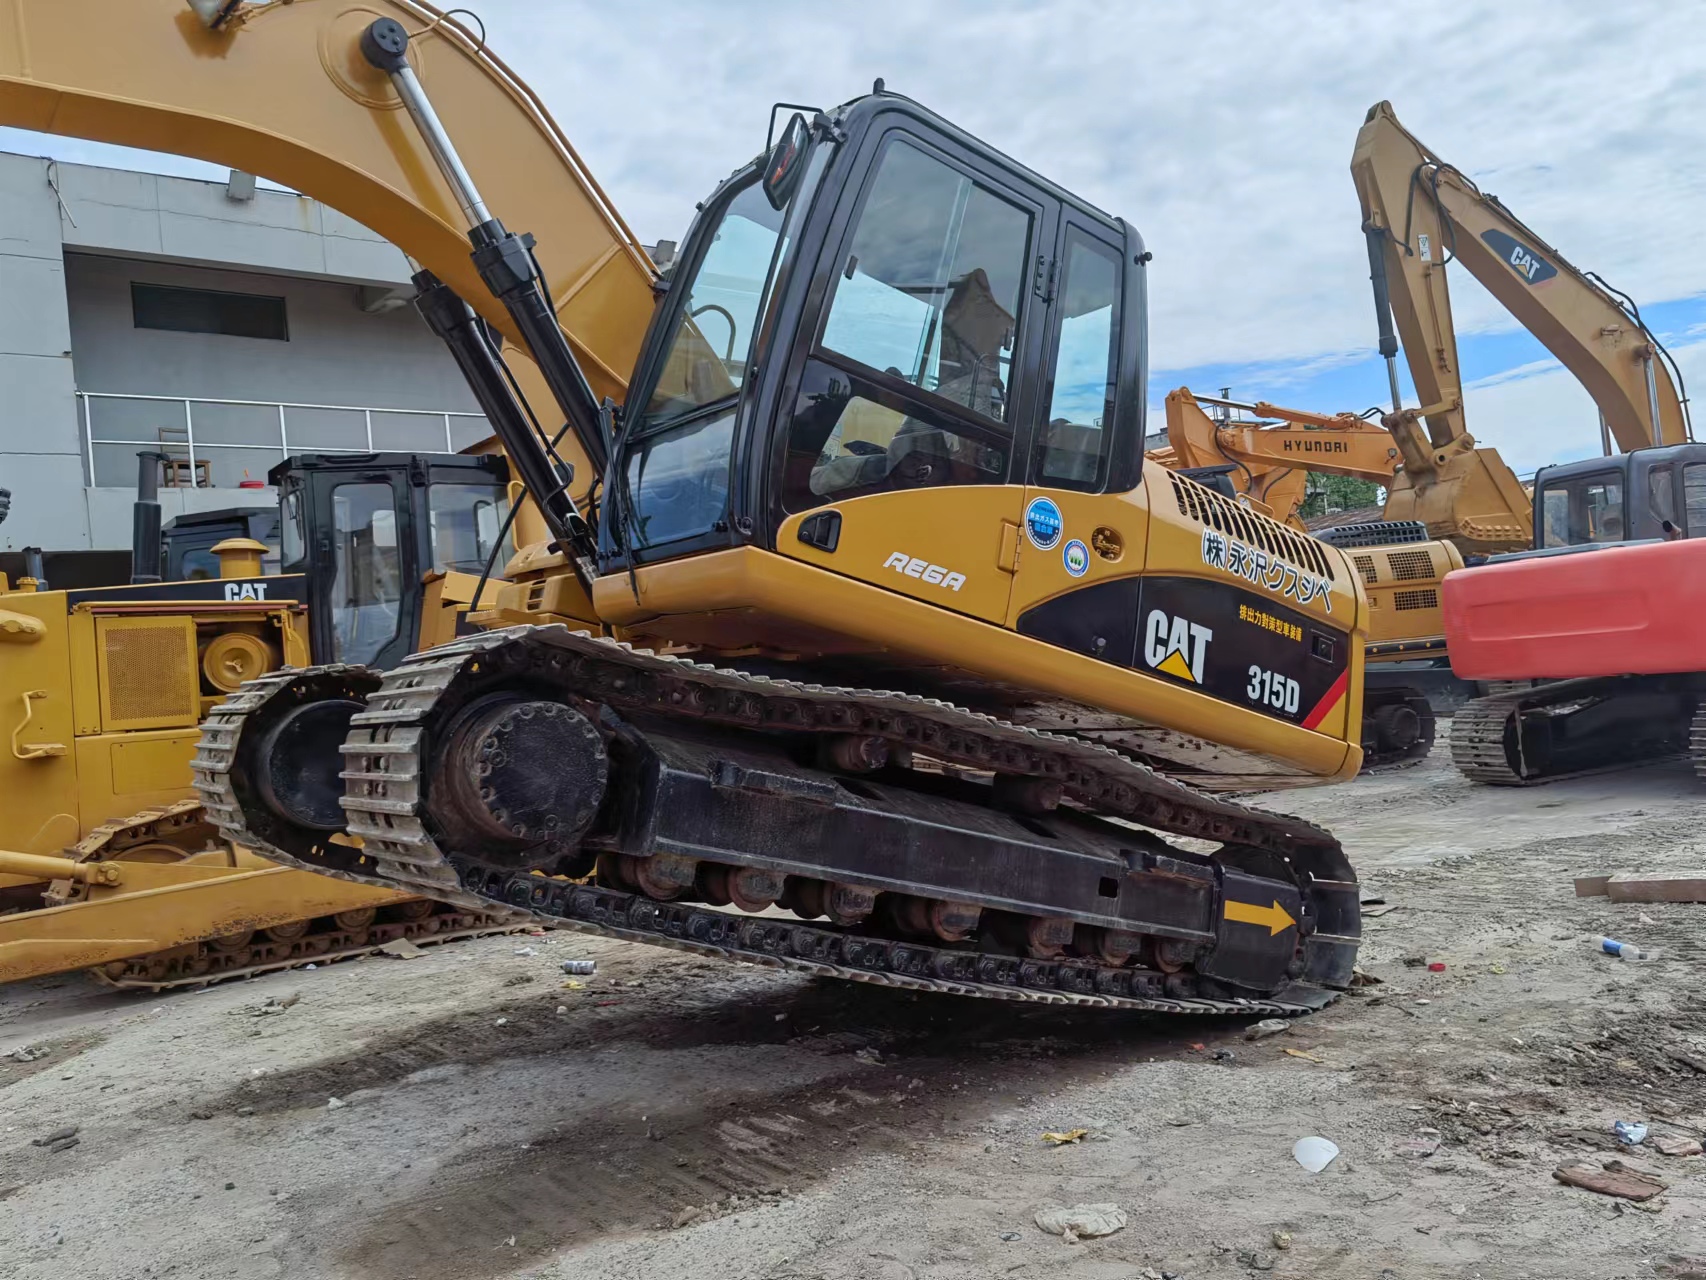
[1135,577,1348,727]
[1016,577,1141,667]
[1014,575,1350,730]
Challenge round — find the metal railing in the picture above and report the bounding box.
[77,391,488,487]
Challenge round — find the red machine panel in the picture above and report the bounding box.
[1443,540,1706,680]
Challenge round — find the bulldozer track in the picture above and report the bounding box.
[88,912,520,992]
[65,799,519,993]
[194,626,1358,1015]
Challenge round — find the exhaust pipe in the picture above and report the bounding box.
[131,451,168,584]
[21,546,45,591]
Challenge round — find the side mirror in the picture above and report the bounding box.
[762,113,811,211]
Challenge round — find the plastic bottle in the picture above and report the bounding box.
[1598,936,1657,961]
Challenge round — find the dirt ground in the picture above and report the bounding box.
[5,740,1706,1280]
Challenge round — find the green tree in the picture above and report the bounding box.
[1299,473,1384,519]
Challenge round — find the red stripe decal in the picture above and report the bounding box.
[1301,670,1349,731]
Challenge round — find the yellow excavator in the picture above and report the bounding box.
[1354,100,1690,537]
[4,0,1370,1013]
[0,449,519,987]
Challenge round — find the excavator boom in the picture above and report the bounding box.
[1353,100,1690,461]
[0,0,656,498]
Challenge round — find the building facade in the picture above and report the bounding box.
[0,150,489,582]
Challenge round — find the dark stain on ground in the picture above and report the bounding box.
[233,967,1264,1280]
[214,959,1242,1120]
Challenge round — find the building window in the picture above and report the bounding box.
[131,283,289,341]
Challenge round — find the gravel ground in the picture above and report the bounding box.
[3,741,1706,1280]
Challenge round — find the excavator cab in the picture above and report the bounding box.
[271,452,510,667]
[607,94,1144,581]
[1531,444,1706,549]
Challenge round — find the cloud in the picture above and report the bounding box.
[1459,336,1706,474]
[469,0,1706,374]
[3,0,1701,400]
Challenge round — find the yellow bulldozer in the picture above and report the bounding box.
[3,0,1372,1014]
[0,448,520,987]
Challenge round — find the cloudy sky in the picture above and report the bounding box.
[5,0,1703,473]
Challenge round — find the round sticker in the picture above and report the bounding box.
[1062,539,1089,577]
[1024,496,1063,551]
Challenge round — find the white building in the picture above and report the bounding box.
[0,149,490,585]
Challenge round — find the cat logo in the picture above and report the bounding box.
[1481,229,1558,286]
[223,581,269,602]
[1143,609,1212,684]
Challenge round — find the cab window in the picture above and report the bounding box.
[623,178,789,551]
[1685,463,1706,535]
[784,136,1035,510]
[1036,229,1121,490]
[1539,472,1625,547]
[428,482,510,574]
[329,482,402,664]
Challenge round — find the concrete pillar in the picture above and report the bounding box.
[0,153,88,551]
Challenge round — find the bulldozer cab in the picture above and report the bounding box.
[605,93,1146,578]
[271,452,510,668]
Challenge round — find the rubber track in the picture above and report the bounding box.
[195,625,1358,1016]
[68,799,516,993]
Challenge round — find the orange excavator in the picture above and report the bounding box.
[1153,388,1400,530]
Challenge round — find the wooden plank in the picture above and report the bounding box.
[1553,1161,1667,1201]
[1606,874,1706,904]
[1574,875,1612,898]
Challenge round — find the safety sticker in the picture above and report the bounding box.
[1062,538,1089,578]
[1200,528,1332,613]
[1025,496,1063,551]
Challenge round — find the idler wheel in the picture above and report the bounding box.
[1372,702,1421,752]
[428,695,608,869]
[255,699,365,831]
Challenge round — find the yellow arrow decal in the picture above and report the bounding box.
[1223,898,1296,936]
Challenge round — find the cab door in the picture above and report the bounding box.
[287,465,415,668]
[772,118,1058,623]
[1006,213,1151,664]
